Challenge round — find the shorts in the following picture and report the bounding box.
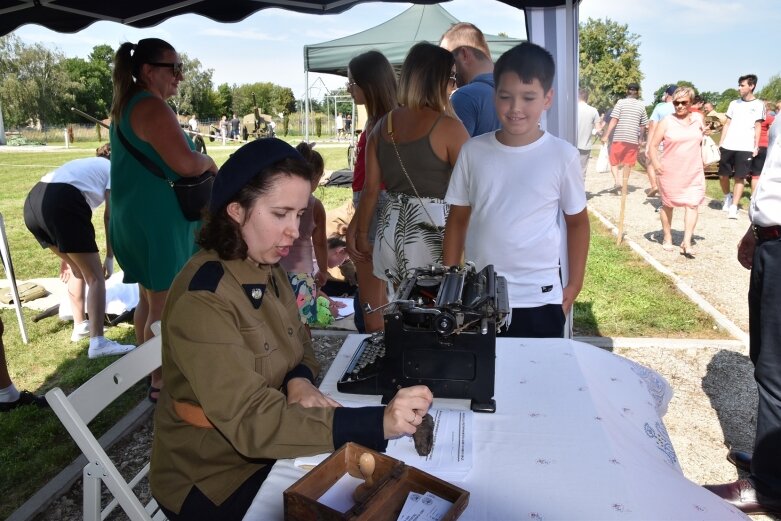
[608,141,639,166]
[353,190,388,246]
[718,148,753,178]
[751,147,768,174]
[23,182,98,253]
[286,273,317,325]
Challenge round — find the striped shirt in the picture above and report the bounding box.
[610,97,648,144]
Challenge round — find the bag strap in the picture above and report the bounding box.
[115,126,170,183]
[386,111,437,227]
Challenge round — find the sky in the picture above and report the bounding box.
[9,0,781,105]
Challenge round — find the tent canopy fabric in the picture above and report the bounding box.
[304,4,523,77]
[0,1,580,38]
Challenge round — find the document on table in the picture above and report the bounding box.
[294,404,473,481]
[330,297,354,319]
[386,408,473,481]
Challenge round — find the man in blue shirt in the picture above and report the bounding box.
[440,22,501,137]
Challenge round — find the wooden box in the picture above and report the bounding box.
[284,442,469,521]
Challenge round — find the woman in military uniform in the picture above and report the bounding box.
[150,138,433,520]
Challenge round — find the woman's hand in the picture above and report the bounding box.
[328,298,346,317]
[286,378,341,408]
[346,219,370,263]
[383,385,433,439]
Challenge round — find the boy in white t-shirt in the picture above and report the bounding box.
[443,42,590,338]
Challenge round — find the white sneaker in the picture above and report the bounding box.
[728,204,739,219]
[70,320,90,342]
[88,338,136,359]
[722,194,733,211]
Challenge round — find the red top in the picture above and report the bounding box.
[759,113,776,148]
[351,130,368,192]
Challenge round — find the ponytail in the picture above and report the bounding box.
[110,38,175,123]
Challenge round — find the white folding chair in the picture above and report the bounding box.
[46,332,166,521]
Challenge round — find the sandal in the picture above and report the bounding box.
[680,246,696,259]
[662,242,675,251]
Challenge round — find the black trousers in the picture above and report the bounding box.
[158,464,273,521]
[498,304,566,338]
[748,237,781,496]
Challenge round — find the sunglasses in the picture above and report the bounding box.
[148,62,183,76]
[672,100,690,107]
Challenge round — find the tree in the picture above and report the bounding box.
[758,75,781,104]
[64,44,113,120]
[717,88,739,112]
[0,35,77,128]
[578,18,643,113]
[215,83,233,117]
[170,53,215,117]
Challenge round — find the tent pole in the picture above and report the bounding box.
[305,70,310,142]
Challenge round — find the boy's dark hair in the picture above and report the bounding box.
[295,141,324,182]
[739,74,758,89]
[494,42,555,92]
[327,237,347,249]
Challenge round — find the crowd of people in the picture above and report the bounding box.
[3,17,781,521]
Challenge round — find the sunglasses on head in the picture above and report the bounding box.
[148,62,183,76]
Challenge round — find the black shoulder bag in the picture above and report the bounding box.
[115,127,214,221]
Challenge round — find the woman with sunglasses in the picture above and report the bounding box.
[648,86,706,257]
[110,38,217,401]
[354,42,469,286]
[344,50,397,332]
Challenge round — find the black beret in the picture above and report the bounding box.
[209,138,305,212]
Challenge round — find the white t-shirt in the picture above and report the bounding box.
[445,131,587,307]
[40,157,110,210]
[722,98,765,152]
[576,101,600,150]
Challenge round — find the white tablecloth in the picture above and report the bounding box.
[244,337,746,520]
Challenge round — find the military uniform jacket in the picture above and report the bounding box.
[150,249,385,513]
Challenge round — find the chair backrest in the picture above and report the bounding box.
[46,333,166,521]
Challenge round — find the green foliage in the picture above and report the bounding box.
[315,116,323,137]
[0,35,78,128]
[578,18,643,113]
[283,113,290,136]
[63,46,113,120]
[170,53,215,117]
[216,83,233,117]
[717,88,739,112]
[758,74,781,103]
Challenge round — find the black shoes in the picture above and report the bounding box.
[704,478,781,515]
[727,449,752,473]
[0,390,49,412]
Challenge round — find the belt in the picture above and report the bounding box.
[173,400,215,429]
[753,225,781,243]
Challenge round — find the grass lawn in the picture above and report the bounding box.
[0,143,727,518]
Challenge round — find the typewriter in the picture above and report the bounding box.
[337,263,509,412]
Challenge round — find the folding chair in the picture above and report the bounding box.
[45,332,166,521]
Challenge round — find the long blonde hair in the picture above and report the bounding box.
[110,38,175,123]
[397,42,456,118]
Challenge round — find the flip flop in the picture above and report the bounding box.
[148,386,160,404]
[662,242,675,251]
[680,246,696,259]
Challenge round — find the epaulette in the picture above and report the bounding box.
[188,261,224,293]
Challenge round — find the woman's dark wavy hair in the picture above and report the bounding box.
[197,157,312,260]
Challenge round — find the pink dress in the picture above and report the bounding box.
[659,114,705,207]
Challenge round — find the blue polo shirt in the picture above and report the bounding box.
[451,73,501,137]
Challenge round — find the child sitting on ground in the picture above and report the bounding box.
[280,143,331,327]
[443,42,590,338]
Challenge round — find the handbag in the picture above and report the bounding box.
[595,143,610,173]
[701,135,721,167]
[116,127,214,221]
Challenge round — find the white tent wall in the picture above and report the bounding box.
[527,0,579,337]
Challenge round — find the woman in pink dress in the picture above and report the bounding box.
[649,87,705,257]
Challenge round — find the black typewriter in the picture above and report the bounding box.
[337,263,509,412]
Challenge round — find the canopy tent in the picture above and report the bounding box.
[304,4,523,77]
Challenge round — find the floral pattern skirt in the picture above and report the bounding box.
[372,192,448,285]
[286,272,317,325]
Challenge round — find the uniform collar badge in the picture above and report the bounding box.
[242,284,266,309]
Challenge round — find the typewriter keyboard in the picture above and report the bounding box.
[341,334,386,381]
